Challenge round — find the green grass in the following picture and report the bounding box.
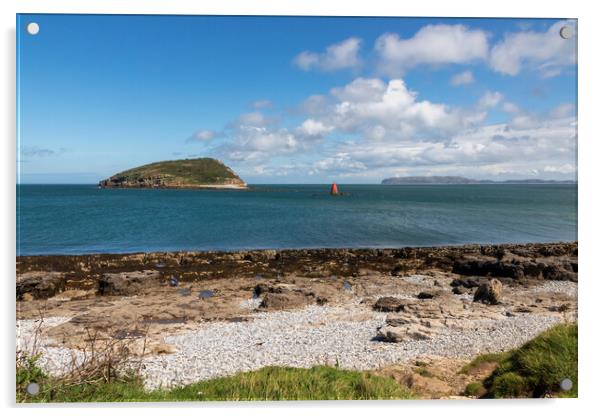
[18,365,414,403]
[459,351,511,375]
[477,323,578,398]
[464,382,486,397]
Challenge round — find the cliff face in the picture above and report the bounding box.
[99,158,247,189]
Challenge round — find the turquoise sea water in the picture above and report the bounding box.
[16,184,577,255]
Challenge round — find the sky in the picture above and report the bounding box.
[17,14,577,184]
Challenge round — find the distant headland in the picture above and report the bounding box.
[381,176,576,185]
[99,157,247,189]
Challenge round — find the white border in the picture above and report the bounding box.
[2,1,600,415]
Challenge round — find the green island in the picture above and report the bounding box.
[98,157,247,189]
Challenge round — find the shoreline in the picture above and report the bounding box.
[16,241,578,396]
[16,239,577,258]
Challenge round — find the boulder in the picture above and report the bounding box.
[417,291,436,299]
[373,297,407,312]
[473,279,503,305]
[98,270,161,296]
[259,292,310,310]
[16,272,65,300]
[542,264,578,282]
[377,321,437,342]
[452,259,524,279]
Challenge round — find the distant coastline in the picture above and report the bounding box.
[382,176,576,185]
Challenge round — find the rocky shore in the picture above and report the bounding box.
[16,242,577,395]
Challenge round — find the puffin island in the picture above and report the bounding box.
[98,157,247,189]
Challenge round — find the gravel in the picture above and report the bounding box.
[17,317,85,376]
[138,304,562,390]
[529,281,577,297]
[17,290,571,391]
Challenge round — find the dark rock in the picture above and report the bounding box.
[98,270,161,296]
[452,286,466,295]
[16,272,65,300]
[373,297,406,312]
[542,265,578,282]
[259,292,310,310]
[473,279,503,305]
[417,292,436,299]
[390,265,406,276]
[452,259,524,279]
[451,278,482,288]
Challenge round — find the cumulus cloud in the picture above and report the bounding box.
[297,119,333,137]
[187,129,218,142]
[194,73,576,181]
[308,77,487,142]
[305,115,576,180]
[374,24,489,76]
[502,102,521,114]
[293,37,362,72]
[489,20,577,76]
[477,91,503,109]
[450,70,475,86]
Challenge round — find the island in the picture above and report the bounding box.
[382,176,576,185]
[98,157,247,189]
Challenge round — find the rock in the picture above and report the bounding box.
[16,272,65,300]
[373,297,406,312]
[450,278,482,288]
[98,270,161,296]
[21,293,34,302]
[452,259,524,279]
[473,279,503,305]
[376,324,435,342]
[253,283,289,298]
[417,292,436,299]
[259,292,310,311]
[452,286,465,295]
[542,264,578,282]
[390,265,406,276]
[152,343,177,355]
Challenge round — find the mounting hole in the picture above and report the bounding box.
[26,22,40,36]
[26,382,40,395]
[559,378,573,391]
[559,26,573,40]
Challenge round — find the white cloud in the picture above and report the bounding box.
[543,164,576,174]
[375,24,489,76]
[224,126,300,162]
[188,130,217,142]
[489,20,576,76]
[297,119,333,137]
[450,70,475,86]
[197,73,576,181]
[293,37,362,72]
[549,103,575,119]
[502,102,521,114]
[326,78,461,135]
[477,91,503,109]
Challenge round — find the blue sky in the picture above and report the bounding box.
[17,14,577,184]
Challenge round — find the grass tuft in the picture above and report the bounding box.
[481,323,578,398]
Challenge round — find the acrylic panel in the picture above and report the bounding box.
[16,14,577,402]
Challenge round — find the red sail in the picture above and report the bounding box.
[330,183,339,195]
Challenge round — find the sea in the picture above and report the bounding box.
[16,184,577,256]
